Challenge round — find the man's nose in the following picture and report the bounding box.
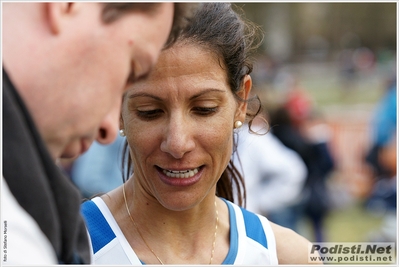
[96,103,121,145]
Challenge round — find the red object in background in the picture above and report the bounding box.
[284,89,313,124]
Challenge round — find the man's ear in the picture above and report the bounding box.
[46,2,75,34]
[235,74,252,123]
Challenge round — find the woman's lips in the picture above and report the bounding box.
[156,166,203,186]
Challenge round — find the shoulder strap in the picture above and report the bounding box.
[240,207,268,249]
[81,200,116,254]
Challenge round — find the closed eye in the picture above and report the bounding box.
[136,109,163,120]
[193,107,218,116]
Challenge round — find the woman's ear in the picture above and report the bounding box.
[235,75,252,123]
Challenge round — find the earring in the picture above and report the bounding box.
[234,121,243,129]
[119,129,126,137]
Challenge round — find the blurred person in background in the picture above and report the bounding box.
[364,80,397,246]
[365,131,396,243]
[364,79,397,180]
[270,87,335,243]
[363,79,396,244]
[2,2,198,264]
[233,114,308,233]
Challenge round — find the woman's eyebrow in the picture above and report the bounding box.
[189,89,226,100]
[128,88,225,101]
[128,92,162,101]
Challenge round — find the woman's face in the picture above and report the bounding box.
[121,43,250,211]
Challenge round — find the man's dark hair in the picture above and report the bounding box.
[101,3,200,47]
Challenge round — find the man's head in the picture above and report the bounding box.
[101,3,197,48]
[2,2,197,159]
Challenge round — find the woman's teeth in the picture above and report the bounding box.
[163,168,199,178]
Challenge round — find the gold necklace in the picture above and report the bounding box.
[122,183,219,265]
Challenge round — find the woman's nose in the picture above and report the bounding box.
[160,116,195,159]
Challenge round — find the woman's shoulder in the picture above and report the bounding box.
[269,222,323,264]
[219,199,322,264]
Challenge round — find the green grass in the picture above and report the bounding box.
[297,202,385,243]
[299,203,397,265]
[303,79,384,107]
[324,203,385,242]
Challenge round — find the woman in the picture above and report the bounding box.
[81,3,318,265]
